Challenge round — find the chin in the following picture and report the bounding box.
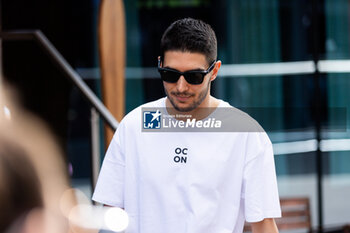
[174,103,196,112]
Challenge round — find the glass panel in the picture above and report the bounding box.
[325,0,350,60]
[324,0,350,228]
[223,0,281,63]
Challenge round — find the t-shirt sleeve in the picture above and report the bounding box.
[92,123,125,208]
[242,133,281,222]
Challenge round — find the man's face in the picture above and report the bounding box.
[161,51,215,112]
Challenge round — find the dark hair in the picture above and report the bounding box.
[0,139,43,233]
[160,18,217,65]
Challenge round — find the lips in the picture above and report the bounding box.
[173,93,193,102]
[176,95,190,102]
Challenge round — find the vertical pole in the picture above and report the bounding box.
[91,107,101,194]
[98,0,126,148]
[312,0,324,232]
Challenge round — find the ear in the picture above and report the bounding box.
[210,60,221,81]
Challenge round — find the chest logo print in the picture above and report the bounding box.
[174,147,188,164]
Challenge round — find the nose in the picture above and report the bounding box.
[176,75,189,92]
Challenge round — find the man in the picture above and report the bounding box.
[93,18,281,233]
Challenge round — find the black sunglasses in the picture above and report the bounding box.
[157,58,216,85]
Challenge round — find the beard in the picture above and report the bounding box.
[164,80,211,112]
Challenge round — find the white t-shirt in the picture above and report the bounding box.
[93,97,281,233]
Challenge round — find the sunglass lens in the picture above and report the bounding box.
[185,73,204,84]
[160,70,180,83]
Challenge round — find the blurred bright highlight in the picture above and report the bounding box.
[3,105,11,120]
[105,207,129,232]
[61,188,129,232]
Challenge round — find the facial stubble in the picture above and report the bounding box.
[164,79,211,112]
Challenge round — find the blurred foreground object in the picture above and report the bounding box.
[0,83,128,232]
[0,85,88,233]
[0,84,72,220]
[0,135,44,233]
